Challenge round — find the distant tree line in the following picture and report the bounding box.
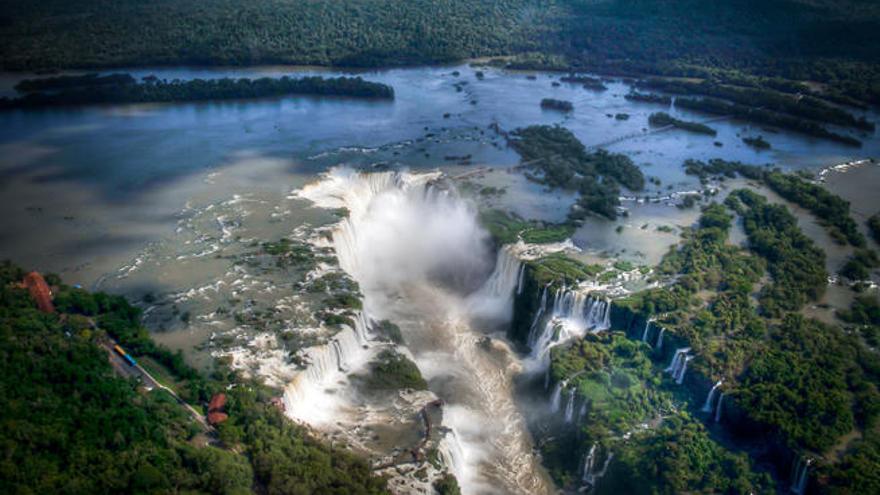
[1,75,394,109]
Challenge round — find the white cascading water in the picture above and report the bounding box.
[550,380,566,413]
[578,400,588,422]
[294,168,551,495]
[516,263,526,295]
[665,347,693,385]
[582,444,613,487]
[714,392,725,422]
[790,458,811,495]
[676,355,693,385]
[527,286,611,371]
[564,387,576,423]
[468,245,524,322]
[581,443,597,482]
[641,318,653,344]
[701,380,723,413]
[283,323,370,424]
[655,327,665,351]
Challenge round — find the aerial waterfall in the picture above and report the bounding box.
[581,444,597,482]
[641,318,653,344]
[438,428,468,486]
[295,168,552,495]
[790,458,811,495]
[564,387,577,423]
[282,322,370,424]
[714,393,725,422]
[701,380,723,413]
[527,286,611,370]
[581,443,613,487]
[665,348,692,384]
[468,244,524,322]
[550,380,567,413]
[676,356,693,384]
[655,327,665,350]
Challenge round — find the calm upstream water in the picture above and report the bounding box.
[1,63,877,493]
[2,64,877,285]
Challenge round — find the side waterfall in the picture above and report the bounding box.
[564,388,577,423]
[790,458,811,495]
[655,327,665,351]
[665,347,692,385]
[468,245,523,321]
[641,318,653,344]
[581,444,597,482]
[438,428,468,486]
[714,393,725,422]
[528,286,611,367]
[282,321,369,423]
[701,380,723,413]
[550,380,567,413]
[582,444,613,487]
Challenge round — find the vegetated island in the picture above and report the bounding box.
[742,135,771,150]
[673,96,862,147]
[559,74,607,91]
[648,111,717,136]
[1,73,395,109]
[508,125,644,221]
[540,98,574,112]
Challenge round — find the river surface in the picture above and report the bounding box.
[1,63,878,494]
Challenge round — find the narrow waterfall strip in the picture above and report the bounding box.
[714,393,725,422]
[641,318,652,344]
[438,429,467,485]
[550,380,567,413]
[665,347,690,373]
[516,263,526,295]
[675,355,693,385]
[790,458,812,495]
[564,388,576,422]
[581,444,597,482]
[701,380,723,413]
[655,327,665,350]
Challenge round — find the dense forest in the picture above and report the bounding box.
[0,261,389,494]
[539,198,880,493]
[1,1,878,104]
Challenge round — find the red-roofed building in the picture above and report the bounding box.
[22,272,54,313]
[208,393,227,412]
[207,411,228,426]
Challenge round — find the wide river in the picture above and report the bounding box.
[1,63,877,494]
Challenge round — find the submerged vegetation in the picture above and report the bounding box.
[684,158,866,247]
[648,111,717,135]
[674,96,862,146]
[1,75,394,109]
[509,125,644,220]
[869,213,880,244]
[540,98,573,112]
